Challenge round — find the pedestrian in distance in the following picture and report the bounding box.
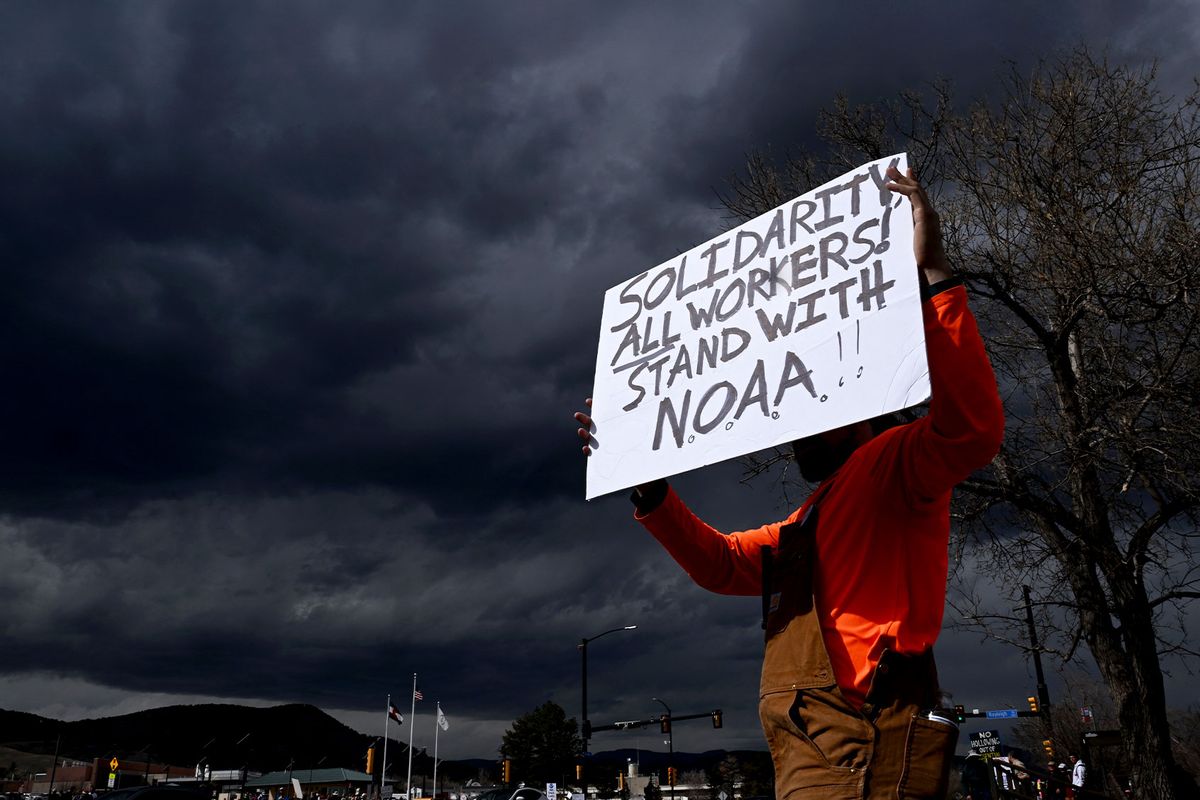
[575,168,1005,799]
[1044,762,1067,800]
[1069,755,1086,798]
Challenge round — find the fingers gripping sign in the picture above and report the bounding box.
[883,166,952,284]
[575,398,596,456]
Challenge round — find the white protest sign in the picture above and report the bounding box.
[586,153,929,499]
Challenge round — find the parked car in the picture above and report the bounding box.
[470,790,508,800]
[508,790,546,800]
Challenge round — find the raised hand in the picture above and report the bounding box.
[885,166,953,285]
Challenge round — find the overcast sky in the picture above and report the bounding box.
[1,0,1198,764]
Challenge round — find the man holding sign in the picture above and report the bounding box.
[575,165,1003,799]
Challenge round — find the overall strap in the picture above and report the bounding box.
[760,544,774,630]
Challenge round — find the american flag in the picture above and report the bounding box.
[413,689,424,701]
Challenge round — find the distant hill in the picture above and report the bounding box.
[0,704,454,778]
[0,705,764,788]
[0,744,58,778]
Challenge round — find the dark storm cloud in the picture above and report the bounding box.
[2,0,1199,761]
[0,1,623,516]
[652,0,1200,203]
[0,478,767,726]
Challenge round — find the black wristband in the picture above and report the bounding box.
[921,276,963,302]
[630,479,669,514]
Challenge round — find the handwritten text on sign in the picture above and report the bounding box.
[586,154,930,499]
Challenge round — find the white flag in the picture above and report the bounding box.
[437,705,449,731]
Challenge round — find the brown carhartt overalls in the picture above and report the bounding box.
[759,508,957,799]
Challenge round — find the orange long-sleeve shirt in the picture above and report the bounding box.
[636,284,1004,706]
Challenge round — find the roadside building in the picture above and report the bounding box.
[25,758,193,794]
[243,768,373,800]
[168,768,264,800]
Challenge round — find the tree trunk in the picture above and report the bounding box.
[1043,305,1189,799]
[1108,574,1190,799]
[1061,543,1185,800]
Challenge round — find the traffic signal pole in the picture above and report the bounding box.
[652,699,673,800]
[1022,584,1055,759]
[1022,585,1051,710]
[952,707,1044,719]
[589,710,720,798]
[1022,585,1051,714]
[589,710,724,733]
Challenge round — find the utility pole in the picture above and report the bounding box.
[1022,583,1054,759]
[652,699,673,800]
[47,734,61,796]
[1022,586,1051,710]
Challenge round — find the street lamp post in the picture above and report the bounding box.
[138,743,152,787]
[197,737,217,789]
[578,625,638,753]
[652,698,673,800]
[236,733,253,800]
[308,756,327,794]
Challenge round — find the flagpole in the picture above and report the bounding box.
[406,674,417,800]
[432,703,440,798]
[382,694,391,800]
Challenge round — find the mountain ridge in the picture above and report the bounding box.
[0,705,766,787]
[0,704,447,778]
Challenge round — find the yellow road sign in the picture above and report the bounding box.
[110,758,119,771]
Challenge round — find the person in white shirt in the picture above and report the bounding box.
[1071,755,1087,791]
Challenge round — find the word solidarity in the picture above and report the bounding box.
[587,154,929,499]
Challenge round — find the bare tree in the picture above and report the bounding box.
[722,50,1200,800]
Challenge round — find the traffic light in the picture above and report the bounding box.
[954,704,965,723]
[1042,739,1055,760]
[711,710,723,729]
[366,746,375,775]
[1027,696,1040,714]
[617,773,625,791]
[576,764,583,781]
[502,759,512,784]
[660,714,671,734]
[667,767,677,786]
